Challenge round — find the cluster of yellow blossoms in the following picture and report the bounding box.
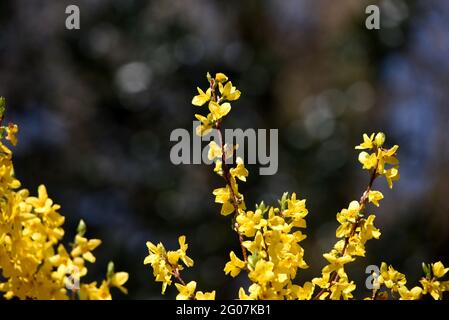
[144,73,449,300]
[144,236,215,299]
[2,76,445,300]
[373,261,449,300]
[0,98,128,300]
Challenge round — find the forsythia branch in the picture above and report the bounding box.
[143,73,449,300]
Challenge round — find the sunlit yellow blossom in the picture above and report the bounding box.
[224,251,246,277]
[289,282,314,300]
[238,287,253,300]
[167,251,180,266]
[6,123,18,146]
[368,190,383,207]
[267,213,291,233]
[249,260,275,285]
[212,186,234,215]
[79,281,111,300]
[209,101,231,121]
[398,286,422,300]
[109,272,129,294]
[219,81,241,101]
[355,133,375,150]
[284,193,308,228]
[192,87,211,106]
[420,277,445,300]
[356,133,400,189]
[333,237,363,257]
[374,132,385,147]
[26,185,53,212]
[358,151,377,170]
[176,236,193,267]
[230,157,249,182]
[243,231,266,255]
[339,201,360,223]
[311,271,331,288]
[237,209,267,237]
[208,141,222,160]
[195,290,216,300]
[378,263,406,292]
[329,274,356,300]
[432,261,449,278]
[360,215,381,242]
[144,241,172,294]
[384,167,400,189]
[143,236,195,295]
[214,160,223,176]
[336,201,360,238]
[377,146,398,173]
[238,284,261,300]
[175,281,196,300]
[322,253,355,274]
[215,73,228,83]
[383,144,399,158]
[194,113,214,136]
[71,235,102,263]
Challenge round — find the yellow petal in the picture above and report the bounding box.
[215,73,228,83]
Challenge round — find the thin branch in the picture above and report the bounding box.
[172,267,186,286]
[313,166,378,300]
[210,78,248,264]
[216,121,248,264]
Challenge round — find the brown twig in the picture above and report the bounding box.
[210,79,248,264]
[172,267,186,286]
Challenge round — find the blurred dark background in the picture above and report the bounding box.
[0,0,448,299]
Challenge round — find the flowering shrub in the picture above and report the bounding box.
[144,73,449,300]
[0,73,447,300]
[0,98,128,300]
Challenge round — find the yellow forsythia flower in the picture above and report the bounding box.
[208,101,231,121]
[224,251,246,277]
[208,141,222,160]
[368,190,384,207]
[195,290,216,300]
[110,272,129,294]
[215,73,228,83]
[175,281,197,300]
[237,209,267,237]
[144,235,194,294]
[79,281,111,300]
[219,81,241,101]
[230,157,249,182]
[212,186,235,216]
[398,286,422,300]
[432,261,449,278]
[192,87,211,106]
[194,113,214,136]
[6,123,18,146]
[355,133,375,150]
[378,262,407,292]
[71,235,102,263]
